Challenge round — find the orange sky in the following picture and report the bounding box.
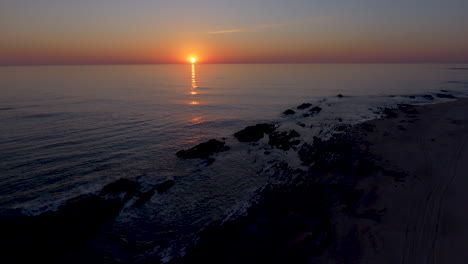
[1,1,468,65]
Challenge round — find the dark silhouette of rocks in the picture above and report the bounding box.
[423,95,434,100]
[176,139,230,159]
[133,189,156,207]
[156,179,175,193]
[310,106,322,113]
[337,94,344,98]
[283,109,296,115]
[397,104,418,115]
[268,130,300,151]
[0,178,141,263]
[297,103,312,109]
[170,128,381,264]
[234,123,276,142]
[382,108,398,118]
[436,93,457,99]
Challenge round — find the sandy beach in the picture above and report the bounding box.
[170,98,468,264]
[354,98,468,263]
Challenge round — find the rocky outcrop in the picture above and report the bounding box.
[436,93,457,99]
[283,109,296,115]
[268,130,301,151]
[310,106,322,113]
[382,108,398,118]
[176,139,230,159]
[234,124,276,142]
[0,178,141,263]
[297,103,312,109]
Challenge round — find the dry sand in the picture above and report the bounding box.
[354,98,468,264]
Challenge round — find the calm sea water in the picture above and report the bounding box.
[1,64,467,261]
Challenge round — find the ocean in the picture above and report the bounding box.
[1,64,467,262]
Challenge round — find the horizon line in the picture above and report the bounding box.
[2,61,468,67]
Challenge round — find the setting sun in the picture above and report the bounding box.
[190,57,197,64]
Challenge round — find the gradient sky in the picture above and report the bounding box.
[1,0,468,65]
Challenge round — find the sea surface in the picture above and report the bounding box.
[1,64,468,262]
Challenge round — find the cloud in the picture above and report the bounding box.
[207,18,316,35]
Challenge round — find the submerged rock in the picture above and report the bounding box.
[100,178,140,200]
[423,95,434,100]
[310,106,322,113]
[283,109,296,115]
[176,139,230,159]
[297,103,312,109]
[234,123,276,142]
[337,94,344,98]
[397,104,418,115]
[156,179,175,193]
[382,108,398,119]
[436,93,457,99]
[133,189,156,207]
[268,130,301,151]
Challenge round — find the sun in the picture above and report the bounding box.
[190,57,197,64]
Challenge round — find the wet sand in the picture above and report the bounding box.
[355,98,468,263]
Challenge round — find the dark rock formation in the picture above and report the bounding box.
[337,94,344,98]
[297,103,312,109]
[156,179,175,193]
[133,189,156,207]
[436,93,457,99]
[423,95,434,100]
[283,109,296,115]
[268,130,301,151]
[382,108,398,118]
[234,123,276,142]
[310,106,322,113]
[0,178,141,263]
[397,104,418,115]
[176,139,230,159]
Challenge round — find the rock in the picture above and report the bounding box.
[206,157,216,166]
[440,89,449,92]
[297,122,306,128]
[100,178,140,201]
[234,123,276,142]
[0,178,141,263]
[436,93,457,99]
[133,189,156,207]
[283,109,296,115]
[310,106,322,113]
[176,139,230,159]
[423,95,434,100]
[359,123,375,132]
[156,179,175,193]
[382,108,398,118]
[397,104,418,115]
[303,113,310,117]
[337,94,344,98]
[297,103,312,109]
[268,130,301,151]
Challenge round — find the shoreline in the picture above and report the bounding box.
[169,98,468,263]
[1,95,468,263]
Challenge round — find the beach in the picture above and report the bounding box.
[169,98,468,263]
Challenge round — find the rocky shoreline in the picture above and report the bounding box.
[1,92,466,264]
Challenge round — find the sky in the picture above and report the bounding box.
[1,0,468,65]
